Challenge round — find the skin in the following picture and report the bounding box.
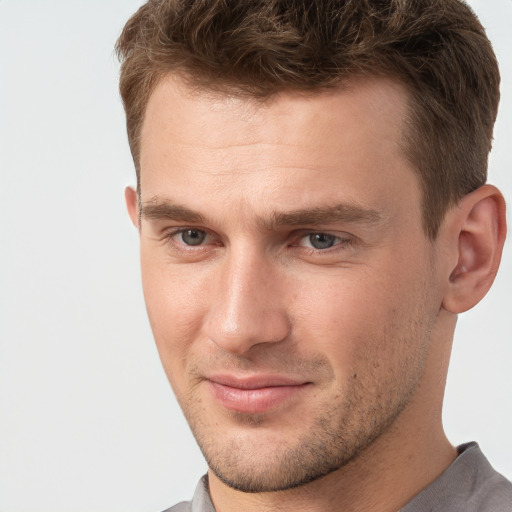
[126,75,506,512]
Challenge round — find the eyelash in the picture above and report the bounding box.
[296,232,354,252]
[163,228,355,255]
[164,228,218,252]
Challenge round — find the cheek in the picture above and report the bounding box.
[291,262,434,380]
[140,251,213,377]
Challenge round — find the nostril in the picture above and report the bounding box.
[204,308,291,356]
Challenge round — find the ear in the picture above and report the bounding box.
[442,185,506,314]
[124,186,139,229]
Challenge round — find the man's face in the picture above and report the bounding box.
[132,76,445,492]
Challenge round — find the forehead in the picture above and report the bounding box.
[138,74,419,225]
[141,74,409,153]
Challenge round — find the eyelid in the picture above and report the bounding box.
[294,230,355,250]
[164,227,214,248]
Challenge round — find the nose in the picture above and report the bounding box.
[203,247,291,356]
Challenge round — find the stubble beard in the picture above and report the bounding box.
[179,344,429,494]
[205,395,413,493]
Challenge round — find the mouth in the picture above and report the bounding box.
[206,374,312,414]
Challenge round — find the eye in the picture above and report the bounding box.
[178,229,207,246]
[298,232,346,250]
[307,233,337,249]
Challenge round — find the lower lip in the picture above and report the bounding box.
[207,381,309,414]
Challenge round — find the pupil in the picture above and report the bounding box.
[310,233,335,249]
[182,229,206,246]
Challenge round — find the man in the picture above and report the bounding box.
[116,1,511,511]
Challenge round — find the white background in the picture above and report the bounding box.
[0,1,510,511]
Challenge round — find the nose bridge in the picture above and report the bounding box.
[205,243,290,354]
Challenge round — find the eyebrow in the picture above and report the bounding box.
[140,197,383,228]
[265,204,383,229]
[141,199,205,223]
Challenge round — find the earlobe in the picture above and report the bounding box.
[124,186,139,229]
[442,185,506,314]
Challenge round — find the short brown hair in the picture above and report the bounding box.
[116,0,500,238]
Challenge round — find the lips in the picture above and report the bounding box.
[206,374,311,414]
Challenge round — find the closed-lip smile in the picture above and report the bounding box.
[206,374,311,414]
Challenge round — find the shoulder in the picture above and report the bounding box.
[161,502,191,512]
[402,442,512,512]
[450,442,512,511]
[160,475,214,512]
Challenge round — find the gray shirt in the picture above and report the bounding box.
[164,443,512,512]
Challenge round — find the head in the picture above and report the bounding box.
[117,0,506,498]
